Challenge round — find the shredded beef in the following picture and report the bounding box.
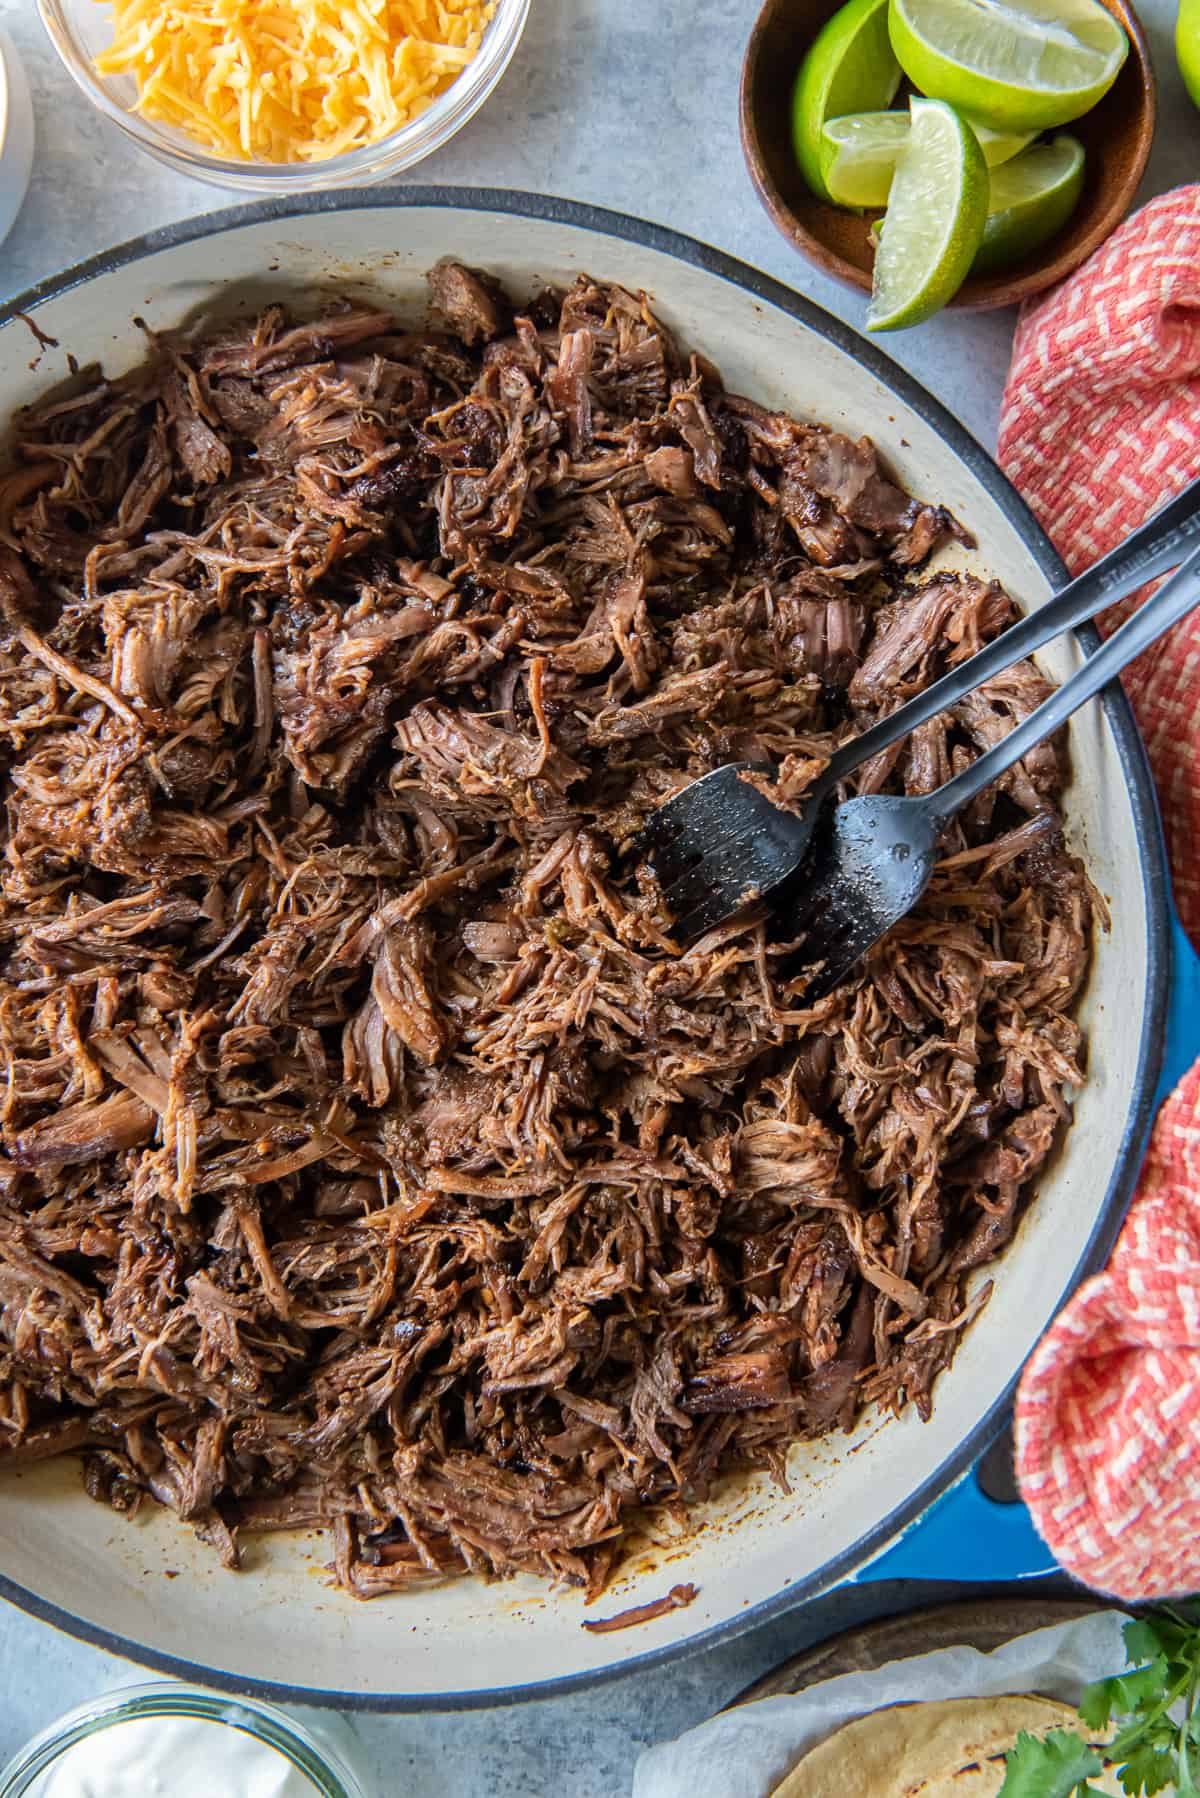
[0,266,1090,1599]
[581,1582,699,1633]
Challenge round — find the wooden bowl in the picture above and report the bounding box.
[740,0,1156,312]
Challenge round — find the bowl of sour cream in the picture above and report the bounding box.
[0,1684,370,1798]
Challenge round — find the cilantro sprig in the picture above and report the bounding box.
[998,1607,1200,1797]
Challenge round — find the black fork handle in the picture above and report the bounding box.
[817,471,1200,796]
[923,538,1200,827]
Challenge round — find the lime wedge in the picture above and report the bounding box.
[971,119,1042,162]
[888,0,1129,130]
[792,0,902,200]
[1179,0,1200,108]
[867,97,989,330]
[821,110,1035,206]
[973,133,1085,270]
[821,111,910,206]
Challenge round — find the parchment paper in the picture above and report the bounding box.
[632,1610,1131,1798]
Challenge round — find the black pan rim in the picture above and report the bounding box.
[0,184,1171,1714]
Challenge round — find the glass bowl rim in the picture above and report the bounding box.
[0,1681,369,1798]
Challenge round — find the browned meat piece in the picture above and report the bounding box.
[586,664,729,743]
[546,330,594,455]
[201,307,394,376]
[669,389,723,489]
[427,258,513,345]
[683,1349,792,1413]
[370,922,447,1065]
[779,591,865,686]
[951,666,1061,812]
[780,459,873,568]
[803,1284,873,1434]
[0,1416,95,1464]
[789,428,966,565]
[643,445,698,498]
[12,1091,155,1167]
[727,400,963,572]
[581,1583,698,1633]
[0,268,1089,1606]
[162,366,231,486]
[795,430,911,533]
[850,574,1012,705]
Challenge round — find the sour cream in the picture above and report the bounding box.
[28,1713,321,1798]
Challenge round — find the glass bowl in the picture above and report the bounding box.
[36,0,531,192]
[0,1682,370,1797]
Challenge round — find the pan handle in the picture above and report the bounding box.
[1156,908,1200,1107]
[854,1458,1057,1583]
[857,907,1200,1585]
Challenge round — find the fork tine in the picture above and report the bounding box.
[646,774,809,936]
[771,792,943,995]
[637,825,704,890]
[664,824,800,923]
[665,862,757,928]
[796,909,863,998]
[637,764,755,842]
[673,877,763,941]
[632,763,769,878]
[630,801,716,891]
[781,820,876,997]
[655,766,740,825]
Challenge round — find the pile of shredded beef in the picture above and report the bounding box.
[0,263,1091,1598]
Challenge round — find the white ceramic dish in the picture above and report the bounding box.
[0,191,1169,1711]
[0,28,34,249]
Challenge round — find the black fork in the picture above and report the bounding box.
[636,472,1200,940]
[787,539,1200,998]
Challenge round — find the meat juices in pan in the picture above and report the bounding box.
[0,262,1089,1598]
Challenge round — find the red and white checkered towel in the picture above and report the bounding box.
[999,187,1200,1597]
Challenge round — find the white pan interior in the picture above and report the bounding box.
[0,198,1162,1705]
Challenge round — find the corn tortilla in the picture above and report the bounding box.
[771,1694,1130,1796]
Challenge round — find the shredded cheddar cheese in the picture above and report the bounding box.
[95,0,498,164]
